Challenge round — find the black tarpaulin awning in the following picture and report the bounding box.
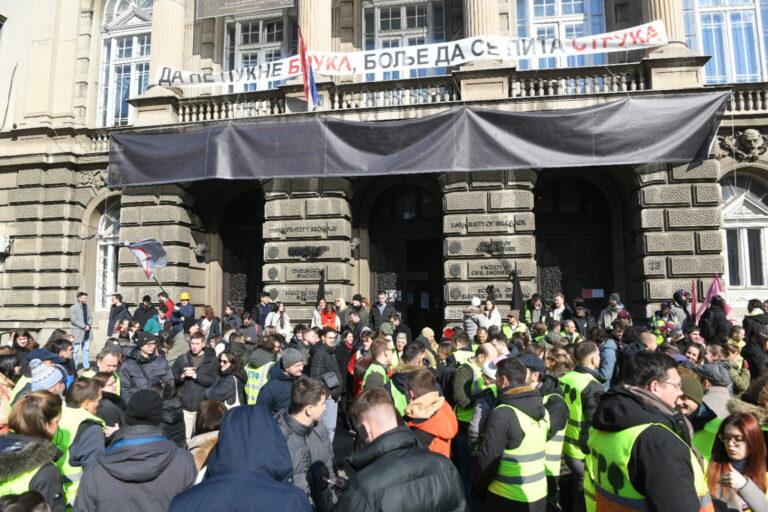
[107,90,729,188]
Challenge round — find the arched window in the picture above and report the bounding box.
[96,201,121,311]
[721,173,768,288]
[99,0,153,127]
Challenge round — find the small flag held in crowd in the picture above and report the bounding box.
[124,239,167,280]
[298,26,319,110]
[695,274,723,324]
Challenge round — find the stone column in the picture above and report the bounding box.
[440,170,537,325]
[298,0,333,52]
[149,0,186,82]
[642,0,686,45]
[630,161,724,317]
[463,0,499,38]
[262,178,352,324]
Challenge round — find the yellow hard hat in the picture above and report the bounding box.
[180,292,190,300]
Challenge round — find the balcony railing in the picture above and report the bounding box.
[509,63,645,98]
[722,83,768,113]
[178,90,284,123]
[331,76,460,109]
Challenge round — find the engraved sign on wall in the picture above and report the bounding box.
[196,0,294,19]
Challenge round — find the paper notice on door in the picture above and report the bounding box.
[420,292,429,309]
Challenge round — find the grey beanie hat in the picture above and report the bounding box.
[281,347,306,369]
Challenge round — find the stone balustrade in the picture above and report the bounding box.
[331,77,460,109]
[509,64,646,98]
[722,83,768,113]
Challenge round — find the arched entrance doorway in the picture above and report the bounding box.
[368,182,443,332]
[534,176,614,312]
[219,189,265,314]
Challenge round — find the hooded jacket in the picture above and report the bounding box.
[172,347,219,412]
[132,303,157,329]
[309,343,342,400]
[160,395,186,448]
[404,391,458,458]
[96,391,126,434]
[169,406,312,512]
[473,385,547,497]
[74,425,196,512]
[205,369,245,407]
[699,305,729,343]
[107,302,133,335]
[274,409,336,511]
[462,307,487,339]
[671,290,692,329]
[0,434,64,512]
[118,349,174,403]
[256,360,297,415]
[336,426,468,512]
[589,387,701,511]
[743,310,768,344]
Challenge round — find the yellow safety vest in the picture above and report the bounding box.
[51,406,105,507]
[585,423,713,512]
[559,370,599,460]
[454,359,483,423]
[543,393,567,477]
[245,361,274,405]
[488,404,550,503]
[363,362,389,388]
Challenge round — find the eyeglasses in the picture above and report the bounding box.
[659,380,682,391]
[719,433,746,444]
[220,360,230,365]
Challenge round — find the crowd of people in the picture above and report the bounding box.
[1,287,768,511]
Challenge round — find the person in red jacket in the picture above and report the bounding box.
[403,368,458,458]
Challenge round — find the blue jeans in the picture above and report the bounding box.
[322,398,337,442]
[73,339,90,370]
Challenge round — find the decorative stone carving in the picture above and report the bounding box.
[717,129,768,162]
[76,169,107,191]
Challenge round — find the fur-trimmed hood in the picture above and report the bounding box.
[728,397,768,427]
[0,434,61,482]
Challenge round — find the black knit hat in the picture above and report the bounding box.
[135,331,159,348]
[125,389,164,426]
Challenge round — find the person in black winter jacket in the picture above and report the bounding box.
[118,332,174,404]
[699,295,730,343]
[743,299,768,346]
[132,295,157,330]
[92,372,126,440]
[151,382,187,449]
[256,348,306,415]
[168,405,312,512]
[171,332,219,442]
[336,388,467,512]
[743,332,768,382]
[107,294,133,336]
[205,348,245,408]
[563,299,597,338]
[74,389,196,512]
[369,293,397,332]
[309,328,343,440]
[587,351,704,511]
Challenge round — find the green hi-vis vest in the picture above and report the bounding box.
[585,423,714,512]
[390,382,407,415]
[692,417,723,465]
[543,393,567,477]
[453,348,474,366]
[52,406,105,507]
[80,370,121,396]
[245,362,275,405]
[454,359,483,423]
[0,465,42,498]
[8,374,31,411]
[488,404,550,503]
[502,323,528,339]
[363,362,389,388]
[559,370,599,460]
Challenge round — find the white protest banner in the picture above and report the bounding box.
[157,20,667,89]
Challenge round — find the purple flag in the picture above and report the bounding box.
[125,239,167,280]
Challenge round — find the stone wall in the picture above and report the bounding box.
[440,170,538,323]
[261,178,353,323]
[630,160,724,317]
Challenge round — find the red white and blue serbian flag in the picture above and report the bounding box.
[299,26,319,110]
[125,239,167,280]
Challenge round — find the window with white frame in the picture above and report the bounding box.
[96,201,120,311]
[683,0,768,84]
[225,13,293,91]
[99,0,152,127]
[515,0,604,70]
[363,1,445,81]
[721,174,768,289]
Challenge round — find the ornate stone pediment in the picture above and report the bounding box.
[717,129,768,162]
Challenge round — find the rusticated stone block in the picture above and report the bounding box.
[140,205,190,225]
[696,231,724,254]
[262,219,351,240]
[443,213,532,235]
[41,238,81,254]
[14,221,40,236]
[5,256,36,271]
[445,281,535,304]
[444,191,486,212]
[265,284,346,305]
[0,206,13,222]
[445,258,537,281]
[42,204,84,221]
[39,255,79,271]
[439,172,471,193]
[120,208,140,225]
[505,169,537,188]
[119,245,189,265]
[488,190,534,212]
[263,240,350,261]
[120,193,158,206]
[643,233,694,254]
[44,188,77,203]
[646,279,695,301]
[444,235,535,258]
[11,188,44,204]
[121,266,190,284]
[668,255,724,277]
[640,185,691,207]
[15,205,41,220]
[120,225,191,245]
[17,169,43,187]
[633,257,666,277]
[665,208,721,229]
[470,171,506,190]
[45,168,76,186]
[41,221,80,237]
[37,290,72,305]
[635,209,664,231]
[635,163,669,186]
[693,184,721,205]
[4,291,35,305]
[671,160,719,182]
[0,172,18,190]
[305,197,350,218]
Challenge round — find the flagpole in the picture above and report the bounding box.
[152,274,169,297]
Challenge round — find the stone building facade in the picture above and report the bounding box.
[0,0,765,345]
